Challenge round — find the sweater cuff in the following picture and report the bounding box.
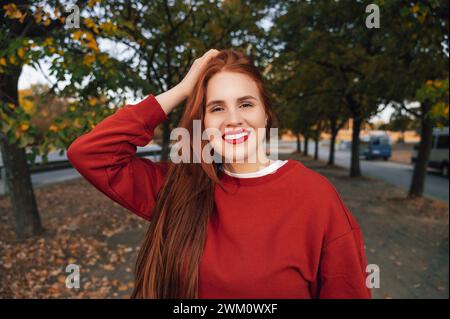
[129,94,169,131]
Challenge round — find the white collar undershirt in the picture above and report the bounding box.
[220,160,288,178]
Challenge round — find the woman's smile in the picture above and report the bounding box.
[222,128,251,145]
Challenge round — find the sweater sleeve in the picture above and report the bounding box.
[311,179,372,299]
[316,227,371,299]
[67,94,169,221]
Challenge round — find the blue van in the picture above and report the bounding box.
[360,134,392,161]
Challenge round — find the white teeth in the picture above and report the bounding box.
[223,132,248,140]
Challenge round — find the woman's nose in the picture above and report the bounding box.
[225,108,243,126]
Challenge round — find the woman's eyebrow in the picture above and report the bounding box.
[206,95,257,109]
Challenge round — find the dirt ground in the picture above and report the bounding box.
[0,153,448,299]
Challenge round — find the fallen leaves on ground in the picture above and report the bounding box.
[0,178,147,298]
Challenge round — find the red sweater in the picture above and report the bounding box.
[67,94,371,299]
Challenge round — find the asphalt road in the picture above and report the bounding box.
[1,141,448,203]
[290,141,449,203]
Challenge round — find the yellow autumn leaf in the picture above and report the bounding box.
[15,128,22,139]
[49,124,58,132]
[19,12,27,23]
[83,54,96,66]
[17,47,25,59]
[19,90,34,113]
[44,37,54,46]
[88,97,97,106]
[0,57,6,66]
[19,122,30,132]
[99,21,117,35]
[88,0,101,8]
[7,103,15,109]
[4,3,22,19]
[72,30,84,41]
[117,284,128,291]
[74,118,82,128]
[86,39,99,52]
[84,31,94,41]
[83,18,95,28]
[9,55,16,65]
[84,18,99,33]
[411,4,419,13]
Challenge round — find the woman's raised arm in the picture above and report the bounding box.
[67,84,184,221]
[67,49,220,221]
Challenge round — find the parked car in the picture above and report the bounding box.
[360,134,392,161]
[337,140,352,150]
[411,126,449,177]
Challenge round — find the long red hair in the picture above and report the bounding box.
[131,49,277,298]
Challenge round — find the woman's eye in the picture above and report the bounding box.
[211,106,223,112]
[211,103,252,112]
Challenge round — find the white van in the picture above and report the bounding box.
[412,126,449,177]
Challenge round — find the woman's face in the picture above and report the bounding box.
[203,71,268,164]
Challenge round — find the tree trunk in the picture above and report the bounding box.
[409,101,433,198]
[303,136,309,156]
[350,117,362,177]
[0,137,43,238]
[314,129,320,160]
[400,130,405,144]
[0,71,43,239]
[328,119,338,166]
[296,133,301,153]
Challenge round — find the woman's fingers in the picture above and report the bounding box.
[201,49,220,61]
[192,49,220,71]
[178,49,220,97]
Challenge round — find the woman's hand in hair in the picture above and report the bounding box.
[179,49,220,98]
[155,49,220,116]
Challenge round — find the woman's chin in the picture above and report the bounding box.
[219,151,253,164]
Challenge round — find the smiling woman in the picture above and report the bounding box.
[203,71,272,172]
[67,48,371,299]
